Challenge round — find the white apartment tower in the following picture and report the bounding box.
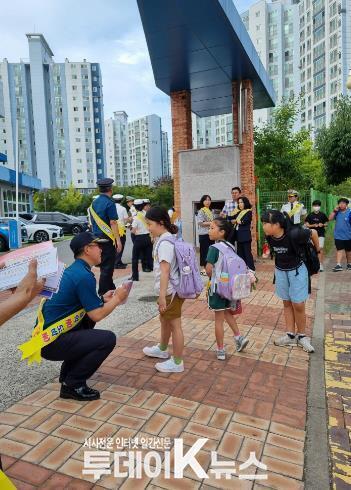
[192,113,233,148]
[0,34,105,190]
[105,111,129,186]
[299,0,351,132]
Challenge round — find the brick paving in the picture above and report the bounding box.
[0,261,318,489]
[323,265,351,490]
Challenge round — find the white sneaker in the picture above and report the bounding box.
[216,348,226,361]
[274,333,296,346]
[143,345,169,359]
[297,335,315,353]
[155,357,184,373]
[319,264,324,272]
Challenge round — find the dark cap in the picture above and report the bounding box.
[70,232,108,254]
[97,178,114,190]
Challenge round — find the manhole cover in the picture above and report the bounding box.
[138,295,159,302]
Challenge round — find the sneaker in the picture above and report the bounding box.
[155,357,184,373]
[274,333,296,347]
[143,344,169,359]
[235,336,249,352]
[319,264,324,272]
[216,348,226,360]
[347,264,351,271]
[332,264,343,272]
[297,335,315,353]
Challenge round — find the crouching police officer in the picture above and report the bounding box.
[18,232,129,401]
[89,178,122,295]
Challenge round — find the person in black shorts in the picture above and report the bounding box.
[304,200,329,271]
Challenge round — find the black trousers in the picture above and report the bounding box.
[132,234,153,280]
[41,316,116,388]
[237,241,255,271]
[199,234,214,267]
[99,240,116,295]
[114,235,127,267]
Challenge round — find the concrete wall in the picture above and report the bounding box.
[179,145,241,244]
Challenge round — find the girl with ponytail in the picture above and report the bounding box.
[143,207,185,373]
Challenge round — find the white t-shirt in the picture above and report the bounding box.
[132,212,149,235]
[153,232,179,296]
[116,204,128,223]
[281,202,307,224]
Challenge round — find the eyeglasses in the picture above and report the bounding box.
[288,195,297,198]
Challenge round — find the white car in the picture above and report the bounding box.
[19,218,64,243]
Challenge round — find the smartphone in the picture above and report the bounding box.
[115,280,133,304]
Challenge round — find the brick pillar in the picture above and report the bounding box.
[170,90,192,214]
[233,79,257,257]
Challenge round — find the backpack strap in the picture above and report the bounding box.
[154,235,176,259]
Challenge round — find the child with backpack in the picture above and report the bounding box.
[261,210,320,353]
[142,207,203,373]
[206,218,250,360]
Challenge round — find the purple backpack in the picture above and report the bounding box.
[155,236,203,299]
[211,241,254,300]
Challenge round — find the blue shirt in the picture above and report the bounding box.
[334,209,351,240]
[91,194,118,238]
[41,259,103,330]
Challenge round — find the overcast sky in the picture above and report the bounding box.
[0,0,251,140]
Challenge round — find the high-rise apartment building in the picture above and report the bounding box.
[192,113,233,148]
[105,112,169,186]
[0,34,105,190]
[299,0,351,132]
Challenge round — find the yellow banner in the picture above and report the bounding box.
[136,211,147,227]
[200,207,213,221]
[235,208,252,222]
[0,470,16,489]
[89,205,117,244]
[18,300,86,365]
[288,203,302,218]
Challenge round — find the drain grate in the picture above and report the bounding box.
[138,295,159,302]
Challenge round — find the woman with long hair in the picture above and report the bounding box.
[197,195,214,275]
[234,196,255,271]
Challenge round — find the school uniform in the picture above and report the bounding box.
[235,210,255,271]
[131,211,153,280]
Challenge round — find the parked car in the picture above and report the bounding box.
[0,219,28,252]
[19,218,64,243]
[20,212,88,235]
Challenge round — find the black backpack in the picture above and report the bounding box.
[287,226,320,276]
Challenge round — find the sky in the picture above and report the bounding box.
[0,0,251,141]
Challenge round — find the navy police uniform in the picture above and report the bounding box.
[41,233,116,396]
[90,178,118,295]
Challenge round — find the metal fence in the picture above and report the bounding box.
[256,188,343,254]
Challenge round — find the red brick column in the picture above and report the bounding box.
[233,79,257,257]
[170,90,192,215]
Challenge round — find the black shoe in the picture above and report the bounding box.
[128,276,139,281]
[143,268,152,273]
[115,263,127,269]
[60,384,100,401]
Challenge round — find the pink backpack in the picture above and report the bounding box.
[155,236,204,299]
[211,241,254,300]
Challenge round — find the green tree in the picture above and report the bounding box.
[254,98,323,190]
[315,96,351,185]
[59,184,83,215]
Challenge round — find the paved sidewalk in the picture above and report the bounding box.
[0,261,317,489]
[323,262,351,489]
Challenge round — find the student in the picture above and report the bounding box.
[112,194,129,269]
[206,218,249,360]
[130,200,153,280]
[261,210,320,353]
[143,207,185,373]
[234,196,255,271]
[197,195,215,275]
[281,189,307,226]
[305,200,329,271]
[329,197,351,271]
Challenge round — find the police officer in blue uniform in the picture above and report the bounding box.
[89,178,122,295]
[41,232,129,401]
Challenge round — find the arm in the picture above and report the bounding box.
[205,262,213,277]
[329,207,339,221]
[0,260,45,327]
[197,211,211,228]
[158,261,170,313]
[87,286,128,322]
[310,229,320,252]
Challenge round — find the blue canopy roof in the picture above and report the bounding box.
[137,0,276,117]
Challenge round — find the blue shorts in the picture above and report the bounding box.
[275,263,309,303]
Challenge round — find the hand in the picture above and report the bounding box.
[114,285,129,305]
[116,240,122,253]
[318,223,324,227]
[103,290,115,303]
[236,220,241,225]
[15,260,45,302]
[158,295,167,314]
[334,207,339,212]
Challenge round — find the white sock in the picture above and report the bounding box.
[234,335,241,340]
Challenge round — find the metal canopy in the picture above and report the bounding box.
[137,0,276,117]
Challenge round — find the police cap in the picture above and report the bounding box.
[70,231,108,254]
[97,178,114,191]
[112,194,124,201]
[126,196,135,202]
[134,199,144,206]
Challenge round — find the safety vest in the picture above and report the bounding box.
[18,300,86,365]
[89,205,117,244]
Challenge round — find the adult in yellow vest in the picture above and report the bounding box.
[112,193,128,269]
[281,189,307,226]
[130,199,153,281]
[18,232,129,402]
[89,178,122,295]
